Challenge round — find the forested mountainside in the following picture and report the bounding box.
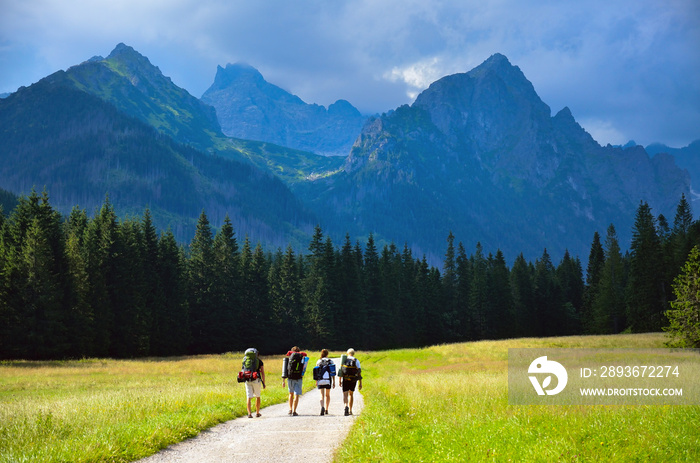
[0,74,315,246]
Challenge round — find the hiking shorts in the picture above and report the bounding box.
[245,379,263,398]
[342,379,357,392]
[287,378,303,395]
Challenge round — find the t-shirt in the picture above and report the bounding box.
[316,358,334,386]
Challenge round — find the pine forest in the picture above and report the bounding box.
[0,190,697,360]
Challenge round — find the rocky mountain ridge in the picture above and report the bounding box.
[303,54,689,261]
[201,63,367,156]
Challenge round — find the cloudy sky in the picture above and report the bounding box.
[1,0,698,147]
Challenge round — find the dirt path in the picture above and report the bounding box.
[137,367,364,463]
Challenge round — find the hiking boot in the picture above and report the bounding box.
[344,406,349,416]
[320,407,325,416]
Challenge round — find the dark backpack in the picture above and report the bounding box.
[287,352,305,380]
[313,358,333,381]
[237,348,260,382]
[341,357,359,381]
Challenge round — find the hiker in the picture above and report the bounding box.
[282,346,307,416]
[339,348,362,416]
[239,348,266,418]
[315,349,336,415]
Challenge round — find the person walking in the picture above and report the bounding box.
[339,348,362,416]
[242,348,265,418]
[282,346,307,416]
[315,349,336,415]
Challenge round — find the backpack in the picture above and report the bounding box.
[340,357,360,381]
[287,352,305,380]
[313,358,333,381]
[237,348,260,382]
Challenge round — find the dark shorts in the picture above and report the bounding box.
[342,379,357,392]
[318,384,331,390]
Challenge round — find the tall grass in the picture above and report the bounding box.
[336,333,700,462]
[0,353,312,462]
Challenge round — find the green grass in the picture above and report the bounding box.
[336,334,700,462]
[0,353,314,463]
[2,336,698,462]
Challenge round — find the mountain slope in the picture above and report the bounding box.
[646,140,700,192]
[303,54,689,262]
[0,73,316,246]
[202,63,367,156]
[63,44,344,185]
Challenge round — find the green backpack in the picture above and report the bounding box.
[237,348,260,382]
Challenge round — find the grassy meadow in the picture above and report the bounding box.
[0,353,315,462]
[1,335,698,462]
[336,333,700,462]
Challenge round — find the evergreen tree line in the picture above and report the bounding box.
[0,191,696,360]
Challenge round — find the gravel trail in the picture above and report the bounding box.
[137,366,363,463]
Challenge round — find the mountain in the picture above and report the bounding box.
[62,43,224,151]
[61,44,343,185]
[201,63,367,156]
[0,187,18,214]
[646,140,700,193]
[0,53,316,246]
[302,54,689,262]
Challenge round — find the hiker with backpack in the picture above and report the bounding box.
[237,348,266,418]
[313,349,336,415]
[338,348,362,416]
[282,346,308,416]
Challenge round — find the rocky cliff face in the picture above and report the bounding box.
[306,54,689,261]
[201,63,367,156]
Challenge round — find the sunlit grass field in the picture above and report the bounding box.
[336,333,700,462]
[2,335,698,462]
[0,353,315,462]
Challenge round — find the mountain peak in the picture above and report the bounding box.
[107,43,141,60]
[210,62,265,91]
[482,53,511,69]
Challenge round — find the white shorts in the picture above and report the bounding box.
[245,379,262,398]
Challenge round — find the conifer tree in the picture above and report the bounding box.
[455,242,471,340]
[664,246,700,347]
[362,233,381,348]
[335,234,363,347]
[441,232,460,340]
[486,250,512,339]
[469,242,488,339]
[212,215,240,352]
[627,202,665,332]
[583,231,605,333]
[268,245,302,351]
[153,229,190,355]
[110,218,149,357]
[188,210,216,354]
[534,249,563,336]
[64,207,93,357]
[510,253,535,337]
[557,250,584,334]
[83,196,119,357]
[592,225,626,333]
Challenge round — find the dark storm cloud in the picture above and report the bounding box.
[1,0,698,146]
